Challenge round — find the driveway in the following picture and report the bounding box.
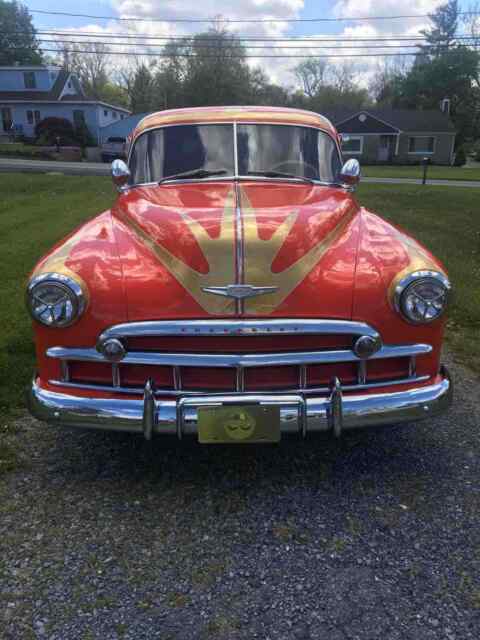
[1,158,480,187]
[1,354,479,639]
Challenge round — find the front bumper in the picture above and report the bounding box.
[27,366,453,440]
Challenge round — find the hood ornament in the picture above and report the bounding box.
[203,284,278,300]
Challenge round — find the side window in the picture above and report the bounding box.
[27,110,33,124]
[24,71,36,89]
[34,110,41,124]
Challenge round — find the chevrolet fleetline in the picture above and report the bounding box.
[27,107,452,443]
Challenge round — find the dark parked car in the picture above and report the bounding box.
[101,136,126,162]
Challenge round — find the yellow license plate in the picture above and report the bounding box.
[198,405,281,444]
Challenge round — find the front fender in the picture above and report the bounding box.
[29,211,127,383]
[353,209,448,378]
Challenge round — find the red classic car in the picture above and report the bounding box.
[26,106,452,443]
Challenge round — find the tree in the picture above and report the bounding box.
[420,0,459,54]
[293,59,327,98]
[130,63,155,113]
[374,1,480,144]
[462,1,480,50]
[369,58,409,105]
[57,41,110,100]
[0,1,42,65]
[182,29,254,107]
[291,57,371,111]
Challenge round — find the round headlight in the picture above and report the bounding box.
[394,270,451,324]
[26,272,86,328]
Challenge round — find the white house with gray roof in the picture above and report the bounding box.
[325,107,456,165]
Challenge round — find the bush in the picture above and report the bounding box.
[34,117,77,146]
[74,122,95,148]
[453,147,467,167]
[470,139,480,162]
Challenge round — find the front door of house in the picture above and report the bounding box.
[377,135,391,162]
[1,108,12,133]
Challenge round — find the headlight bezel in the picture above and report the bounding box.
[393,270,451,325]
[26,272,87,328]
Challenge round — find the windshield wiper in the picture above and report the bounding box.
[159,168,228,184]
[247,170,314,184]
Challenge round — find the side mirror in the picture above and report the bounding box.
[111,159,130,192]
[339,158,361,188]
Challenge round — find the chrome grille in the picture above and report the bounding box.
[47,320,432,396]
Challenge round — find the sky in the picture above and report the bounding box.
[24,0,475,88]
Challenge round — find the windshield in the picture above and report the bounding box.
[130,124,235,184]
[129,123,341,185]
[237,124,340,183]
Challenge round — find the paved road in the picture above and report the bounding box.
[1,354,480,639]
[1,157,480,187]
[363,176,480,188]
[0,157,111,176]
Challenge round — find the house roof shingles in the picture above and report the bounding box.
[0,70,128,111]
[0,70,74,102]
[325,108,456,133]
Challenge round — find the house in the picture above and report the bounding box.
[0,65,130,144]
[325,107,456,165]
[99,112,148,144]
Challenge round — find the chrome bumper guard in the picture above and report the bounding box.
[28,366,453,440]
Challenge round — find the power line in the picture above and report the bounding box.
[27,29,478,43]
[33,38,466,51]
[28,8,479,24]
[31,46,443,58]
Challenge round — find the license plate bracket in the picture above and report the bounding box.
[198,404,281,444]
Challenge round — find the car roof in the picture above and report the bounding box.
[131,106,337,142]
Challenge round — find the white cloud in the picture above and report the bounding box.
[54,0,447,93]
[332,0,445,35]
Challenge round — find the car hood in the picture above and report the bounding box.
[111,181,361,319]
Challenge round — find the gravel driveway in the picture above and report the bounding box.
[1,354,479,640]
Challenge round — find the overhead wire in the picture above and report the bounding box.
[27,8,479,23]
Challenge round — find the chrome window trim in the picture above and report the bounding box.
[126,120,343,189]
[96,319,382,341]
[47,344,432,368]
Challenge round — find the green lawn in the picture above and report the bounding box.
[358,183,480,372]
[361,164,480,182]
[0,142,53,160]
[0,175,478,423]
[0,174,113,420]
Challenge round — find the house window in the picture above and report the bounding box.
[341,135,363,154]
[27,110,33,124]
[408,136,435,154]
[120,114,124,120]
[34,110,41,124]
[104,109,108,117]
[24,71,36,89]
[73,110,85,127]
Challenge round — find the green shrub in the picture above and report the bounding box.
[74,122,95,148]
[453,147,466,167]
[35,117,77,146]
